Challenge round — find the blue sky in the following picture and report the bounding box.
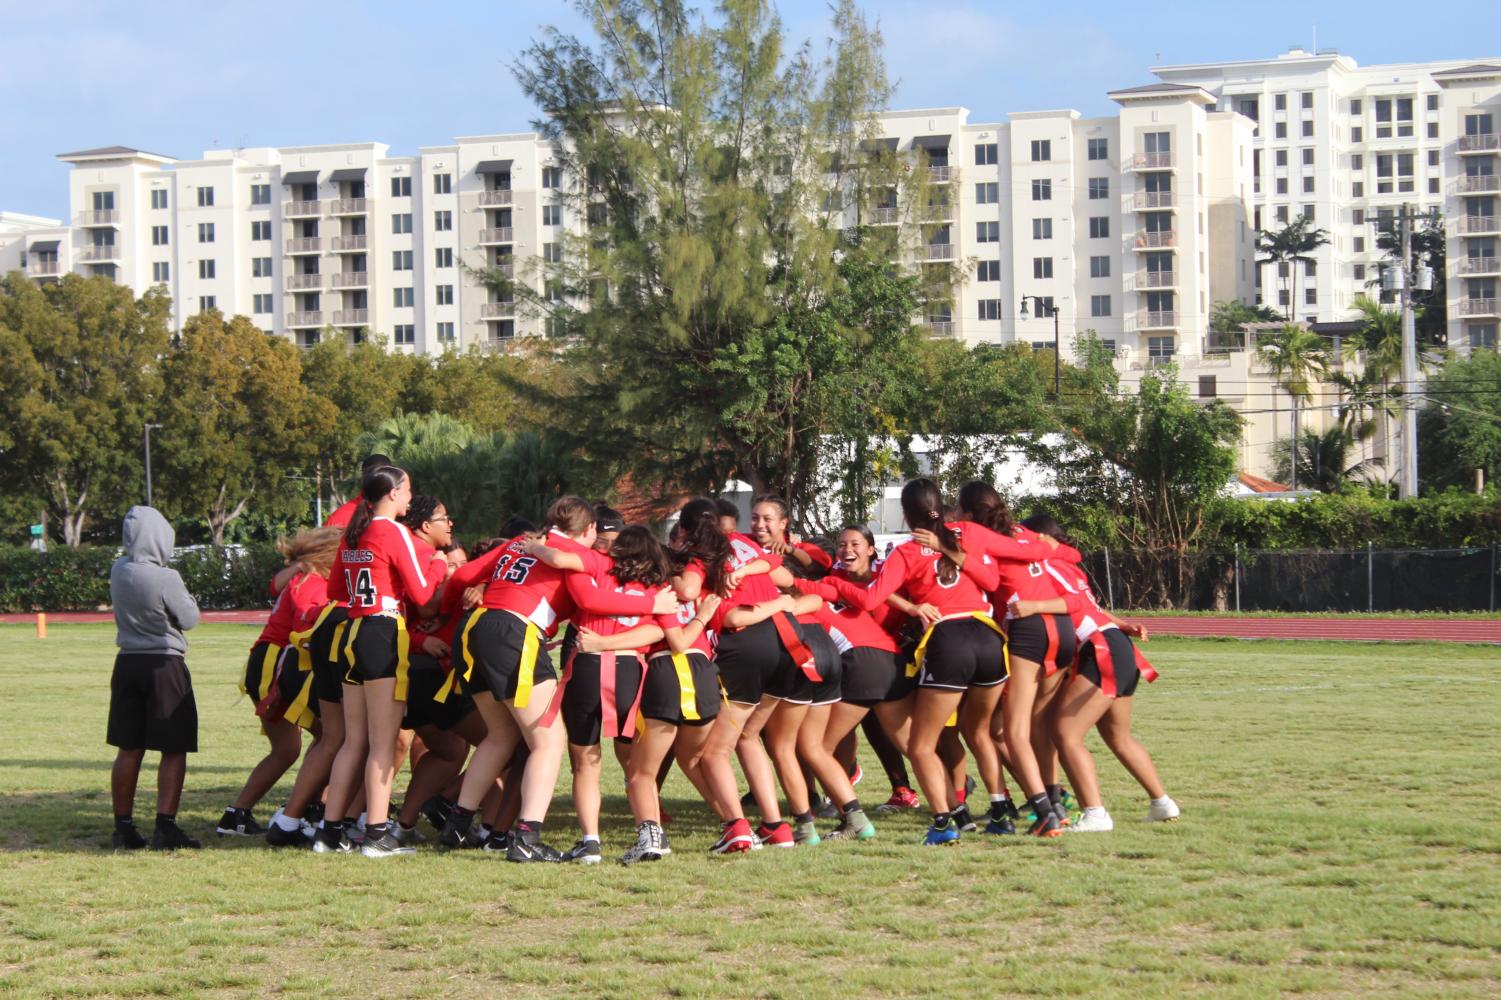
[4,0,1497,220]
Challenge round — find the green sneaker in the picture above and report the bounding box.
[793,819,821,846]
[825,808,876,841]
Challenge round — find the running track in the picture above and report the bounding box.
[3,611,1499,643]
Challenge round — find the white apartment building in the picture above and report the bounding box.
[0,211,62,277]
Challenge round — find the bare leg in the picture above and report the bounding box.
[111,748,144,817]
[397,728,467,827]
[700,700,757,821]
[286,706,340,819]
[907,689,964,815]
[1052,676,1113,809]
[155,753,186,816]
[735,698,784,823]
[797,704,858,808]
[510,678,566,823]
[233,719,303,811]
[324,684,369,822]
[1096,696,1167,800]
[956,684,1005,798]
[569,742,604,838]
[761,700,810,817]
[626,721,679,824]
[938,727,968,799]
[1031,669,1068,786]
[456,692,521,810]
[1001,657,1048,798]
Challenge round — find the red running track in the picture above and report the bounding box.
[3,611,1499,643]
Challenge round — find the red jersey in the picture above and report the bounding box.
[325,499,360,528]
[794,541,833,570]
[442,530,656,636]
[960,522,1083,618]
[254,572,329,648]
[333,517,438,619]
[813,566,900,653]
[830,563,907,640]
[1039,558,1115,640]
[811,524,999,618]
[648,560,713,658]
[403,537,449,620]
[567,554,661,657]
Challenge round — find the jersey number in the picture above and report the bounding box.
[492,554,538,585]
[344,568,376,608]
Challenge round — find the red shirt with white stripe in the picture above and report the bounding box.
[334,517,438,619]
[254,572,329,648]
[809,524,999,617]
[648,559,713,658]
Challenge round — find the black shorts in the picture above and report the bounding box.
[641,651,721,725]
[1076,629,1145,699]
[562,652,647,745]
[915,617,1007,691]
[461,610,556,704]
[343,615,410,699]
[839,646,911,705]
[275,648,319,729]
[798,625,843,706]
[107,653,198,753]
[715,615,800,706]
[402,654,475,731]
[1006,614,1077,676]
[307,605,351,706]
[242,641,283,703]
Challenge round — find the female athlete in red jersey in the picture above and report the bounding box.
[315,465,440,857]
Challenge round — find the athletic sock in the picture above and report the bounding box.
[762,819,787,830]
[115,815,135,832]
[953,786,967,805]
[475,823,493,840]
[1046,784,1063,807]
[272,812,301,832]
[793,811,815,825]
[154,813,176,829]
[989,795,1012,819]
[582,833,600,845]
[1150,796,1172,806]
[517,818,543,835]
[931,811,952,830]
[1027,793,1053,820]
[1082,806,1108,818]
[841,800,861,815]
[451,806,475,834]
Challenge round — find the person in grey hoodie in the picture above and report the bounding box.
[107,506,202,850]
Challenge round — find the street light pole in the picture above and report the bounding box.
[1019,295,1062,397]
[143,423,162,507]
[1397,204,1420,500]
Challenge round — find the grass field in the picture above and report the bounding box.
[1,624,1498,999]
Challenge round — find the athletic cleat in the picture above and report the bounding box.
[266,813,315,848]
[1027,811,1064,838]
[563,839,603,864]
[824,810,876,841]
[111,825,147,850]
[984,815,1017,836]
[950,802,978,833]
[963,775,977,801]
[754,822,795,849]
[506,828,565,863]
[619,822,666,866]
[739,789,757,811]
[360,831,416,857]
[304,802,325,826]
[481,831,511,854]
[438,817,478,849]
[658,828,672,855]
[1053,800,1072,827]
[216,808,265,837]
[1146,796,1180,822]
[420,796,453,832]
[391,822,427,846]
[923,823,960,846]
[709,818,755,855]
[1071,808,1114,833]
[874,787,921,814]
[311,827,354,854]
[793,820,822,847]
[815,796,841,820]
[849,763,864,786]
[150,821,201,851]
[347,815,367,846]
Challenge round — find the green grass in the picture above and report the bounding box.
[0,624,1498,999]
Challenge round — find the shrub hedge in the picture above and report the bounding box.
[0,543,282,612]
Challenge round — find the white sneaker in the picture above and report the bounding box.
[1145,796,1180,823]
[1070,807,1114,832]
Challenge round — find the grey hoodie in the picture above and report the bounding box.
[110,506,200,656]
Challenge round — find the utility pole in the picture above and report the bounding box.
[143,423,162,507]
[1397,205,1420,499]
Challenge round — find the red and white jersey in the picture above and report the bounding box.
[334,517,438,619]
[649,559,712,658]
[567,553,662,657]
[827,563,907,642]
[1040,558,1116,641]
[812,524,998,618]
[724,532,783,605]
[960,522,1084,618]
[254,572,329,648]
[402,537,449,620]
[324,499,360,528]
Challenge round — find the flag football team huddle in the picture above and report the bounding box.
[211,455,1179,865]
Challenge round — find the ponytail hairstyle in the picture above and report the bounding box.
[672,497,732,594]
[277,525,343,578]
[545,496,595,537]
[497,516,536,540]
[608,525,673,588]
[956,481,1014,535]
[900,478,961,585]
[344,464,407,549]
[1019,512,1075,549]
[398,494,445,535]
[470,537,507,559]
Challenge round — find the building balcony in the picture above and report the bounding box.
[286,310,324,327]
[26,260,62,277]
[286,237,321,254]
[921,320,955,336]
[1131,191,1176,210]
[1457,133,1500,154]
[1136,270,1177,288]
[1133,230,1176,249]
[920,204,955,221]
[484,337,524,355]
[492,261,515,278]
[330,198,369,215]
[928,166,952,182]
[332,309,369,325]
[1130,151,1174,170]
[481,301,516,318]
[1459,298,1500,317]
[479,227,514,244]
[1457,216,1501,236]
[1458,256,1501,277]
[1136,310,1179,330]
[286,273,322,290]
[284,200,321,218]
[331,235,368,252]
[78,245,119,261]
[923,243,954,260]
[1456,175,1501,194]
[331,271,369,288]
[478,189,514,207]
[81,209,119,226]
[869,207,900,225]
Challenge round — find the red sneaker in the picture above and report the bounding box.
[875,787,921,814]
[709,818,754,855]
[754,821,794,849]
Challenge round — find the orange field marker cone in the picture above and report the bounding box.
[36,613,47,639]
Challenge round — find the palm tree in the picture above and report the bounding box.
[1273,425,1379,492]
[1257,323,1329,490]
[1256,215,1331,321]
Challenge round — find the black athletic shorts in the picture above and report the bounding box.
[242,641,283,703]
[402,654,475,731]
[800,625,843,707]
[461,610,556,704]
[915,617,1007,691]
[107,653,198,753]
[1006,613,1077,676]
[562,652,647,745]
[342,615,409,698]
[715,614,802,706]
[640,651,721,725]
[1076,628,1145,699]
[307,605,351,706]
[275,646,318,729]
[839,646,911,705]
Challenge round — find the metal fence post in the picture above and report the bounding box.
[1367,542,1375,613]
[1234,544,1241,613]
[1491,543,1497,613]
[1104,547,1114,610]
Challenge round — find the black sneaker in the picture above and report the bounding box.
[150,821,202,851]
[1027,810,1064,839]
[216,808,265,837]
[984,814,1017,835]
[481,831,511,855]
[311,825,354,854]
[420,796,453,832]
[950,802,978,833]
[506,827,565,863]
[360,831,415,858]
[266,819,312,848]
[304,802,325,826]
[563,839,603,864]
[111,825,147,850]
[438,816,476,849]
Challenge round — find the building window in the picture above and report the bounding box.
[433,173,452,194]
[391,176,412,197]
[1429,177,1440,194]
[197,222,215,243]
[975,142,998,166]
[1032,218,1052,240]
[1274,122,1287,139]
[197,186,214,207]
[393,250,412,270]
[199,296,216,312]
[543,205,562,226]
[1469,324,1498,349]
[1088,216,1109,239]
[1276,206,1290,224]
[436,321,455,342]
[1352,181,1364,198]
[1031,178,1051,201]
[1427,93,1439,111]
[1302,148,1315,166]
[543,242,563,264]
[976,221,999,243]
[152,261,170,282]
[1089,255,1110,278]
[1276,177,1289,194]
[1087,177,1108,199]
[1147,335,1175,359]
[1301,120,1314,138]
[1030,139,1051,162]
[977,260,1000,282]
[1351,153,1363,170]
[1301,91,1314,110]
[1352,126,1363,143]
[1349,99,1362,115]
[151,225,169,246]
[1087,138,1108,161]
[977,299,1001,320]
[1428,149,1440,167]
[197,259,215,280]
[151,189,169,209]
[434,210,452,231]
[1198,375,1217,398]
[251,257,271,278]
[1033,257,1053,279]
[252,293,272,314]
[435,247,453,268]
[251,220,272,240]
[1354,236,1366,253]
[392,213,412,234]
[393,287,414,308]
[1303,176,1315,193]
[542,166,562,189]
[975,182,998,204]
[1353,264,1366,281]
[250,183,271,206]
[1276,149,1288,167]
[393,324,415,345]
[1090,294,1111,317]
[1274,93,1287,111]
[436,284,454,306]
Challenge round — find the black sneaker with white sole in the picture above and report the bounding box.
[216,807,265,838]
[360,831,416,858]
[311,825,354,854]
[150,821,202,851]
[950,802,978,833]
[481,831,510,855]
[111,825,147,850]
[563,839,603,864]
[266,820,312,848]
[506,827,565,863]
